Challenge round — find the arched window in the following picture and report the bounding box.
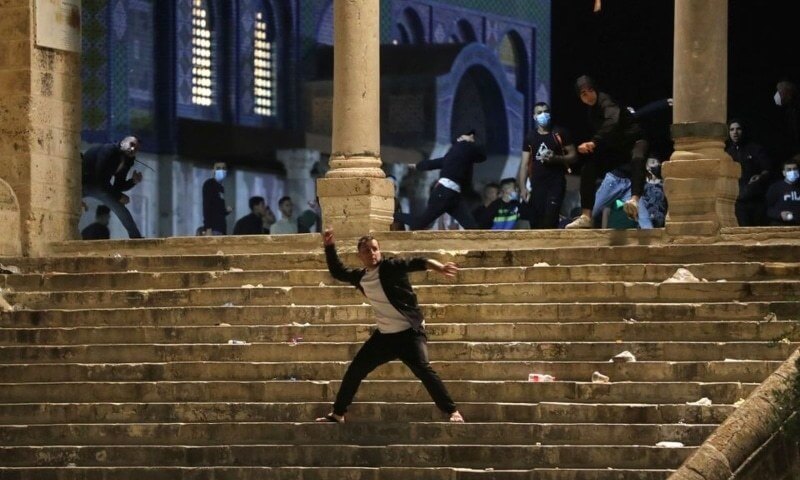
[253,10,275,116]
[457,19,477,43]
[191,0,214,106]
[395,8,425,44]
[498,31,527,93]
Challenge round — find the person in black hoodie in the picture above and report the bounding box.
[81,205,111,240]
[81,136,143,238]
[394,130,487,230]
[566,76,650,229]
[202,162,232,235]
[725,119,772,226]
[315,228,464,424]
[765,157,800,226]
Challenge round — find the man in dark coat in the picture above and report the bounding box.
[394,130,487,230]
[202,162,232,235]
[81,205,111,240]
[81,136,143,238]
[233,196,275,235]
[725,119,772,226]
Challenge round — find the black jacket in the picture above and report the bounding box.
[81,143,136,197]
[324,244,428,332]
[588,93,647,196]
[202,178,229,233]
[725,141,772,201]
[416,140,487,190]
[765,180,800,225]
[233,213,267,235]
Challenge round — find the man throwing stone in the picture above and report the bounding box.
[316,228,464,423]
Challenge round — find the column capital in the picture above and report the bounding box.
[276,149,321,179]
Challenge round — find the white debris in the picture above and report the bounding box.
[763,312,778,322]
[716,279,727,283]
[779,338,792,345]
[733,398,746,408]
[318,281,326,287]
[126,269,139,273]
[112,253,123,259]
[612,351,636,363]
[241,284,257,289]
[533,262,550,267]
[591,371,610,383]
[528,373,555,382]
[228,267,244,273]
[686,397,712,406]
[221,302,235,307]
[292,322,311,327]
[0,291,13,313]
[279,287,292,292]
[216,250,224,255]
[227,339,249,345]
[217,322,231,327]
[663,268,702,283]
[622,318,637,324]
[656,441,685,448]
[0,264,21,274]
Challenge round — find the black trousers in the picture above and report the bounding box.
[332,328,457,416]
[395,184,477,230]
[527,177,566,229]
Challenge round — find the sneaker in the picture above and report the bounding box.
[565,214,592,229]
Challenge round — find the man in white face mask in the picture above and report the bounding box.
[202,161,233,235]
[765,157,800,226]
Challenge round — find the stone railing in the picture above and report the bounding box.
[668,348,800,480]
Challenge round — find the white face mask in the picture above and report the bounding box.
[775,91,783,106]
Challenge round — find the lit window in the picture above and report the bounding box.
[253,11,275,116]
[191,0,214,106]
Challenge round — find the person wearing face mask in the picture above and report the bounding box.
[641,157,668,228]
[725,119,772,226]
[202,161,233,235]
[765,157,800,226]
[486,178,521,230]
[519,102,577,229]
[81,135,144,238]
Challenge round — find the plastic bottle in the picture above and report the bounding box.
[528,373,555,382]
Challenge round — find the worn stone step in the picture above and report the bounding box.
[6,301,793,327]
[0,444,693,469]
[7,243,800,274]
[0,402,734,425]
[0,360,779,383]
[3,262,796,292]
[8,281,800,310]
[0,466,676,480]
[0,380,755,404]
[0,422,716,447]
[1,321,797,346]
[0,341,793,364]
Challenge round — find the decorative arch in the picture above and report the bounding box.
[456,19,478,43]
[435,43,524,156]
[395,7,426,44]
[497,29,529,95]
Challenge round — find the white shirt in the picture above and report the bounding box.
[270,218,297,235]
[359,267,412,333]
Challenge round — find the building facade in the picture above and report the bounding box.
[79,0,551,237]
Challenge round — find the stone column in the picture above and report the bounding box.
[316,0,394,236]
[0,2,82,255]
[663,0,739,238]
[277,149,320,212]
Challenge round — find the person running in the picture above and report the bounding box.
[315,228,464,424]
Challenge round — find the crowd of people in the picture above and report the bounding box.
[80,78,800,239]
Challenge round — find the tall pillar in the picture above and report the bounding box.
[316,0,394,236]
[663,0,739,238]
[277,149,320,213]
[0,1,82,255]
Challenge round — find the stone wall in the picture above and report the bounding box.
[0,1,82,256]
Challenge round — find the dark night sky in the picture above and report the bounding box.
[550,0,800,147]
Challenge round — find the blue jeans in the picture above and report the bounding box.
[590,173,653,229]
[82,184,143,238]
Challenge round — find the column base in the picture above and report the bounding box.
[317,177,394,237]
[663,137,741,240]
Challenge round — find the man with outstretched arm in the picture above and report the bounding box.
[315,228,465,424]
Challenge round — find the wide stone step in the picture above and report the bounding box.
[0,341,793,363]
[7,281,800,309]
[0,444,693,469]
[6,301,792,327]
[0,422,716,446]
[0,466,676,480]
[0,380,756,404]
[7,243,800,274]
[0,360,779,383]
[0,402,735,425]
[1,321,796,346]
[3,262,796,292]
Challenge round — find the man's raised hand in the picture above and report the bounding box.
[322,228,335,246]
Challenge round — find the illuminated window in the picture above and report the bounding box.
[191,0,214,106]
[253,11,275,116]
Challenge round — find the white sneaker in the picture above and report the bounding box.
[565,215,592,229]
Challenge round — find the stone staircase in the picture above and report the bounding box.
[0,234,799,479]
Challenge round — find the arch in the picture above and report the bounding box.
[238,0,284,122]
[456,19,478,43]
[175,0,221,120]
[497,29,528,94]
[397,7,426,44]
[450,65,508,154]
[434,43,524,157]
